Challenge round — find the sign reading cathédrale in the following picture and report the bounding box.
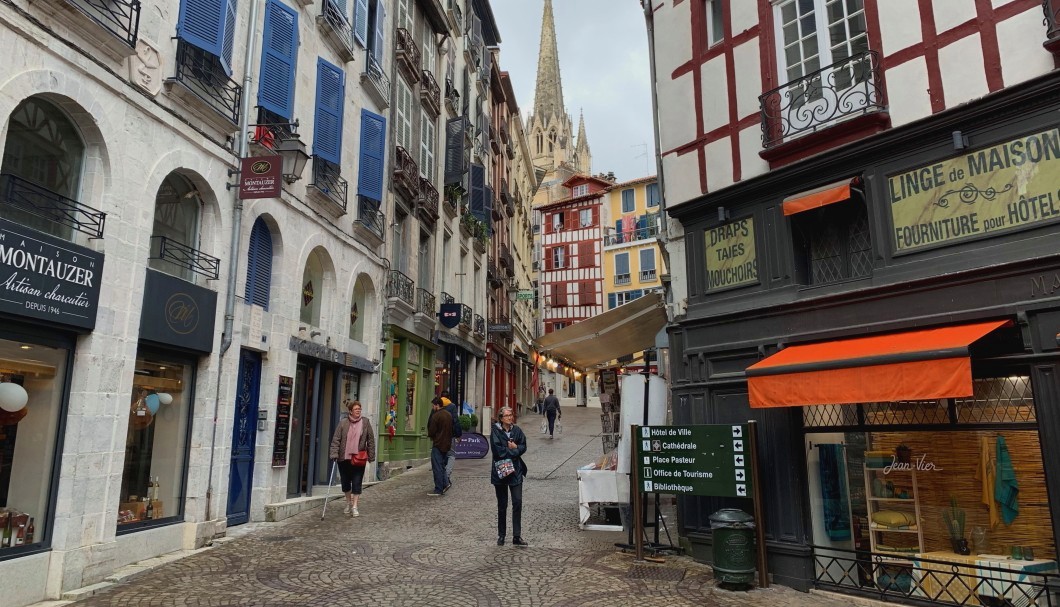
[889,128,1060,253]
[704,218,757,291]
[636,424,753,498]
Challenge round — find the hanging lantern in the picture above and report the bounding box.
[0,382,28,412]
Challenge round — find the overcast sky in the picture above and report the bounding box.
[490,0,657,182]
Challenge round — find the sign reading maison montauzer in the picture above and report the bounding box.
[704,218,758,291]
[637,424,753,498]
[239,155,282,199]
[0,218,103,331]
[889,127,1060,253]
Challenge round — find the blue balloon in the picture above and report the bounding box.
[145,394,160,415]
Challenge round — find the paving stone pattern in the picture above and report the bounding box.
[70,408,858,606]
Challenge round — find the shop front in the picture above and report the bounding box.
[379,328,438,464]
[434,330,485,409]
[0,216,103,558]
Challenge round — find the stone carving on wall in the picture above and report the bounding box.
[129,38,162,96]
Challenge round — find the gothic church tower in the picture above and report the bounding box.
[527,0,591,176]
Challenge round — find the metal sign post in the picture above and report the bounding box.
[748,420,769,588]
[632,424,644,561]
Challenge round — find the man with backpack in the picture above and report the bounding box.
[543,389,561,439]
[440,390,460,492]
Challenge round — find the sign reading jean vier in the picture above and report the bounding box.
[889,127,1060,252]
[704,218,757,291]
[0,218,103,331]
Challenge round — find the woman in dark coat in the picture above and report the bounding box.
[490,406,528,546]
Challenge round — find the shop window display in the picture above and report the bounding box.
[118,353,192,529]
[805,376,1057,605]
[0,338,66,552]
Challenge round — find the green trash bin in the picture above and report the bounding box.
[709,509,756,587]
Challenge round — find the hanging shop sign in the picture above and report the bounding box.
[488,323,512,334]
[704,218,758,291]
[636,424,753,498]
[239,155,282,199]
[0,218,104,331]
[139,269,217,353]
[439,303,461,328]
[272,375,293,467]
[889,127,1060,253]
[453,433,489,459]
[516,290,535,301]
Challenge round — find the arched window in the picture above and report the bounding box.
[349,274,373,342]
[245,217,273,309]
[548,129,556,153]
[300,250,325,326]
[536,132,543,155]
[1,97,85,239]
[150,173,201,280]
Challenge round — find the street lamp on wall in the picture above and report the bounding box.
[275,134,311,184]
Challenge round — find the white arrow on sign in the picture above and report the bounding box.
[736,484,747,496]
[734,454,745,467]
[733,439,744,452]
[735,469,746,481]
[732,425,743,438]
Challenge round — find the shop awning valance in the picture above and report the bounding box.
[533,293,667,370]
[782,178,855,216]
[746,320,1011,408]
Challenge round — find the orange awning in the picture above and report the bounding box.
[782,179,853,216]
[747,320,1011,408]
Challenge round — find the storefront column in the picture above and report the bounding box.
[1032,361,1060,553]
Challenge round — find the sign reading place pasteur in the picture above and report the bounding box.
[889,127,1060,253]
[704,217,758,291]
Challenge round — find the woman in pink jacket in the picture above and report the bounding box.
[328,400,376,517]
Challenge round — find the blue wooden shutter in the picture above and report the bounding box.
[358,109,387,202]
[177,0,228,59]
[354,0,370,47]
[313,59,345,165]
[608,293,616,309]
[616,253,629,276]
[470,163,485,222]
[258,0,298,118]
[647,182,660,207]
[245,217,274,309]
[484,185,493,235]
[222,0,237,74]
[640,248,655,271]
[622,189,634,212]
[444,117,467,185]
[370,0,385,63]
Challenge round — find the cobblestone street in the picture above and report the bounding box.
[61,408,858,607]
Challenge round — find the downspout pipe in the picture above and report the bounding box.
[205,0,260,525]
[642,0,674,314]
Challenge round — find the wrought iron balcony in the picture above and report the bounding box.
[1046,0,1060,41]
[614,273,631,286]
[415,288,436,316]
[499,121,509,144]
[500,181,514,217]
[149,235,220,280]
[65,0,140,48]
[499,249,514,276]
[168,40,242,125]
[310,157,348,213]
[251,107,297,151]
[395,28,421,85]
[473,314,485,337]
[416,177,439,225]
[604,222,660,245]
[640,269,657,282]
[759,50,883,149]
[440,291,455,305]
[361,51,391,108]
[444,78,460,116]
[421,70,441,117]
[356,195,385,240]
[489,123,499,154]
[459,304,472,329]
[448,0,463,35]
[505,140,515,160]
[487,260,503,288]
[0,173,106,239]
[463,113,476,144]
[393,146,420,200]
[318,0,356,62]
[386,269,415,307]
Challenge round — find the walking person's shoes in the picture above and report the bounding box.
[497,537,505,546]
[343,504,351,515]
[513,537,529,547]
[443,481,452,493]
[428,490,443,496]
[351,507,360,517]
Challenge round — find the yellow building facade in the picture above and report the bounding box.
[602,177,666,313]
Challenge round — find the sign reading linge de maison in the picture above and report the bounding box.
[889,128,1060,253]
[0,218,103,331]
[704,217,757,291]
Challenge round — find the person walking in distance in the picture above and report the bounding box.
[427,397,453,496]
[328,400,376,517]
[543,389,561,439]
[440,390,460,492]
[491,407,528,546]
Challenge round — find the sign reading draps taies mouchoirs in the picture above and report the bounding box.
[704,217,758,291]
[239,155,282,199]
[889,127,1060,253]
[0,218,104,331]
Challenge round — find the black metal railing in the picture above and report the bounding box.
[356,196,385,239]
[605,223,660,245]
[449,0,462,33]
[440,291,455,305]
[252,107,296,149]
[417,177,439,223]
[393,145,420,199]
[320,0,356,59]
[149,235,220,280]
[386,269,415,306]
[395,27,421,84]
[415,288,436,316]
[67,0,140,48]
[473,314,485,337]
[1045,0,1060,39]
[759,50,883,148]
[445,77,460,113]
[459,304,472,329]
[170,40,242,125]
[811,545,1058,607]
[421,70,441,116]
[0,173,106,239]
[310,157,348,212]
[364,50,391,105]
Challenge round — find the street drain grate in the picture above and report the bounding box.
[627,564,686,582]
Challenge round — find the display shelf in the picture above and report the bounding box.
[867,497,915,502]
[864,463,924,580]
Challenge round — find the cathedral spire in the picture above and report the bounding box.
[575,109,592,173]
[533,0,565,123]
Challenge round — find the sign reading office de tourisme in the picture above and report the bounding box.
[636,424,753,498]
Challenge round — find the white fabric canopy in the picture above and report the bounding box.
[533,293,667,369]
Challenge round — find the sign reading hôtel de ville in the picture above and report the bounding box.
[0,218,104,331]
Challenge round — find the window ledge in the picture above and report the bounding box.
[759,111,890,169]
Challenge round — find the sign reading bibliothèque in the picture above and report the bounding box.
[636,424,753,497]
